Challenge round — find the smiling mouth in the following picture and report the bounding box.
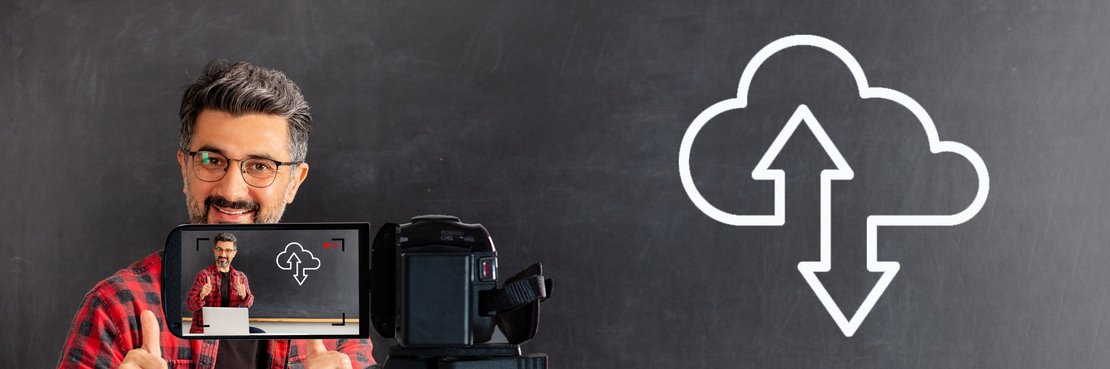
[203,196,260,223]
[215,206,253,215]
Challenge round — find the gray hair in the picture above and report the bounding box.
[179,60,312,162]
[214,232,238,248]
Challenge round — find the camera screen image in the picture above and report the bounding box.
[168,225,366,338]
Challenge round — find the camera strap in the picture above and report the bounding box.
[480,263,553,344]
[480,274,550,314]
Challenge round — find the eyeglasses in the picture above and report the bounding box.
[183,150,302,188]
[214,247,237,254]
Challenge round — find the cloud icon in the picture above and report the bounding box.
[677,34,990,336]
[276,242,321,285]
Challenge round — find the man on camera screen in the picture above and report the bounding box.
[187,232,254,335]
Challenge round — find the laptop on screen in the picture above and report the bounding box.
[200,307,249,335]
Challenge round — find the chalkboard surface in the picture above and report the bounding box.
[4,1,1110,368]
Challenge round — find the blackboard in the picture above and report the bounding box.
[4,0,1110,368]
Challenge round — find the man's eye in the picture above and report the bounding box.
[201,156,224,167]
[247,161,276,173]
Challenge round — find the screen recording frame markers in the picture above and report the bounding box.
[162,222,371,339]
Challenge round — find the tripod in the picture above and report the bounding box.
[382,344,548,369]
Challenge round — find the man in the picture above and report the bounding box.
[187,232,253,334]
[58,60,375,368]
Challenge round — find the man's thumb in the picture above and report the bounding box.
[139,310,162,358]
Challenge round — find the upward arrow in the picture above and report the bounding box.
[761,104,899,337]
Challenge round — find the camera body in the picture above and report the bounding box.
[371,215,499,347]
[371,215,551,369]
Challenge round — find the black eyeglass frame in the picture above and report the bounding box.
[182,149,303,188]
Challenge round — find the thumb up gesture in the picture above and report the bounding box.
[199,275,213,299]
[234,274,247,299]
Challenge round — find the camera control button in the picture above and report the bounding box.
[479,257,497,281]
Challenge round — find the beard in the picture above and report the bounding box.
[184,183,288,224]
[217,257,230,269]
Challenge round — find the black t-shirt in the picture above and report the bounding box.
[219,271,230,306]
[215,271,265,368]
[215,340,268,368]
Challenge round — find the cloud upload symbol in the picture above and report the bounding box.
[276,242,322,285]
[678,35,990,337]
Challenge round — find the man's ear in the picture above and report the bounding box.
[284,162,310,204]
[177,150,188,194]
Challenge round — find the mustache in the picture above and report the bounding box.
[204,196,260,213]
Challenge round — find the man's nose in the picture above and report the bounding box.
[213,164,251,200]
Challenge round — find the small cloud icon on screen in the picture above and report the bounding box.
[276,242,321,285]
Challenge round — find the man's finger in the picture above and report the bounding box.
[307,339,328,357]
[139,310,162,358]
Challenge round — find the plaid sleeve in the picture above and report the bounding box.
[61,251,213,369]
[57,288,128,369]
[186,270,209,312]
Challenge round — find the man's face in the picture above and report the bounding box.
[177,109,310,224]
[214,240,237,269]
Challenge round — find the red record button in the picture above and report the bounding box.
[479,257,497,281]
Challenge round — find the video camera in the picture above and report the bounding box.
[162,215,552,368]
[370,215,553,369]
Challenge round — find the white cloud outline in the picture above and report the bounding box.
[276,242,321,285]
[677,34,990,336]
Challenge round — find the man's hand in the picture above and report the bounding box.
[118,310,167,369]
[199,275,212,299]
[234,274,247,299]
[302,339,352,369]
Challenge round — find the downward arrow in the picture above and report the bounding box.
[761,104,899,337]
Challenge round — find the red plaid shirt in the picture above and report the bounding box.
[187,264,254,334]
[57,250,376,369]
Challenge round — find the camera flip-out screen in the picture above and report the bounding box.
[162,223,370,339]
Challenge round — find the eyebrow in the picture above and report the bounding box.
[196,144,282,162]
